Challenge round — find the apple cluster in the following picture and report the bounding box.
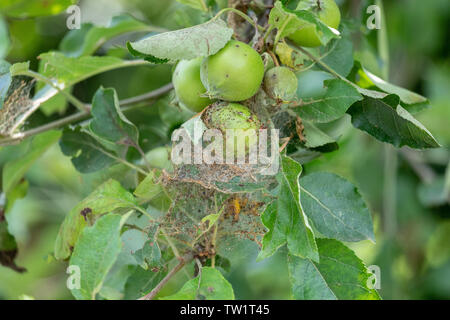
[172,0,341,154]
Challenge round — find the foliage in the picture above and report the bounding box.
[0,0,448,301]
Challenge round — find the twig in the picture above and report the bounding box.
[0,83,174,146]
[286,40,355,86]
[16,69,90,113]
[139,252,194,300]
[266,49,279,67]
[279,136,291,152]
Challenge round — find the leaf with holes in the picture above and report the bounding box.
[133,225,162,270]
[69,213,132,300]
[54,179,138,260]
[258,155,318,261]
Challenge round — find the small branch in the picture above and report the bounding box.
[266,49,279,67]
[286,40,356,87]
[291,43,342,78]
[0,83,174,146]
[18,70,90,113]
[139,252,194,300]
[119,83,174,106]
[279,136,291,152]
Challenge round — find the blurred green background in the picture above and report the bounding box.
[0,0,449,300]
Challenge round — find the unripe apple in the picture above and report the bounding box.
[201,40,264,102]
[264,66,298,101]
[288,0,341,48]
[203,103,261,157]
[173,58,214,112]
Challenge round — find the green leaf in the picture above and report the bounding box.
[69,213,131,300]
[352,63,430,113]
[176,0,208,12]
[89,87,139,154]
[32,53,146,114]
[54,179,138,260]
[0,16,10,59]
[269,1,339,47]
[9,61,29,76]
[38,52,139,87]
[288,239,381,300]
[0,211,26,273]
[259,156,318,261]
[216,236,260,267]
[2,130,61,196]
[4,178,28,213]
[60,15,153,58]
[161,267,235,300]
[124,266,167,300]
[347,95,440,149]
[295,79,362,123]
[35,52,144,115]
[302,120,337,149]
[133,225,162,270]
[363,67,430,110]
[300,172,375,242]
[321,31,354,77]
[0,218,16,251]
[59,127,117,174]
[127,19,233,63]
[39,89,69,116]
[0,0,76,18]
[126,43,169,64]
[197,213,221,236]
[134,171,164,202]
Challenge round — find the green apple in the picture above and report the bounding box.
[288,0,341,47]
[264,66,298,101]
[173,57,214,112]
[201,40,264,102]
[203,103,261,156]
